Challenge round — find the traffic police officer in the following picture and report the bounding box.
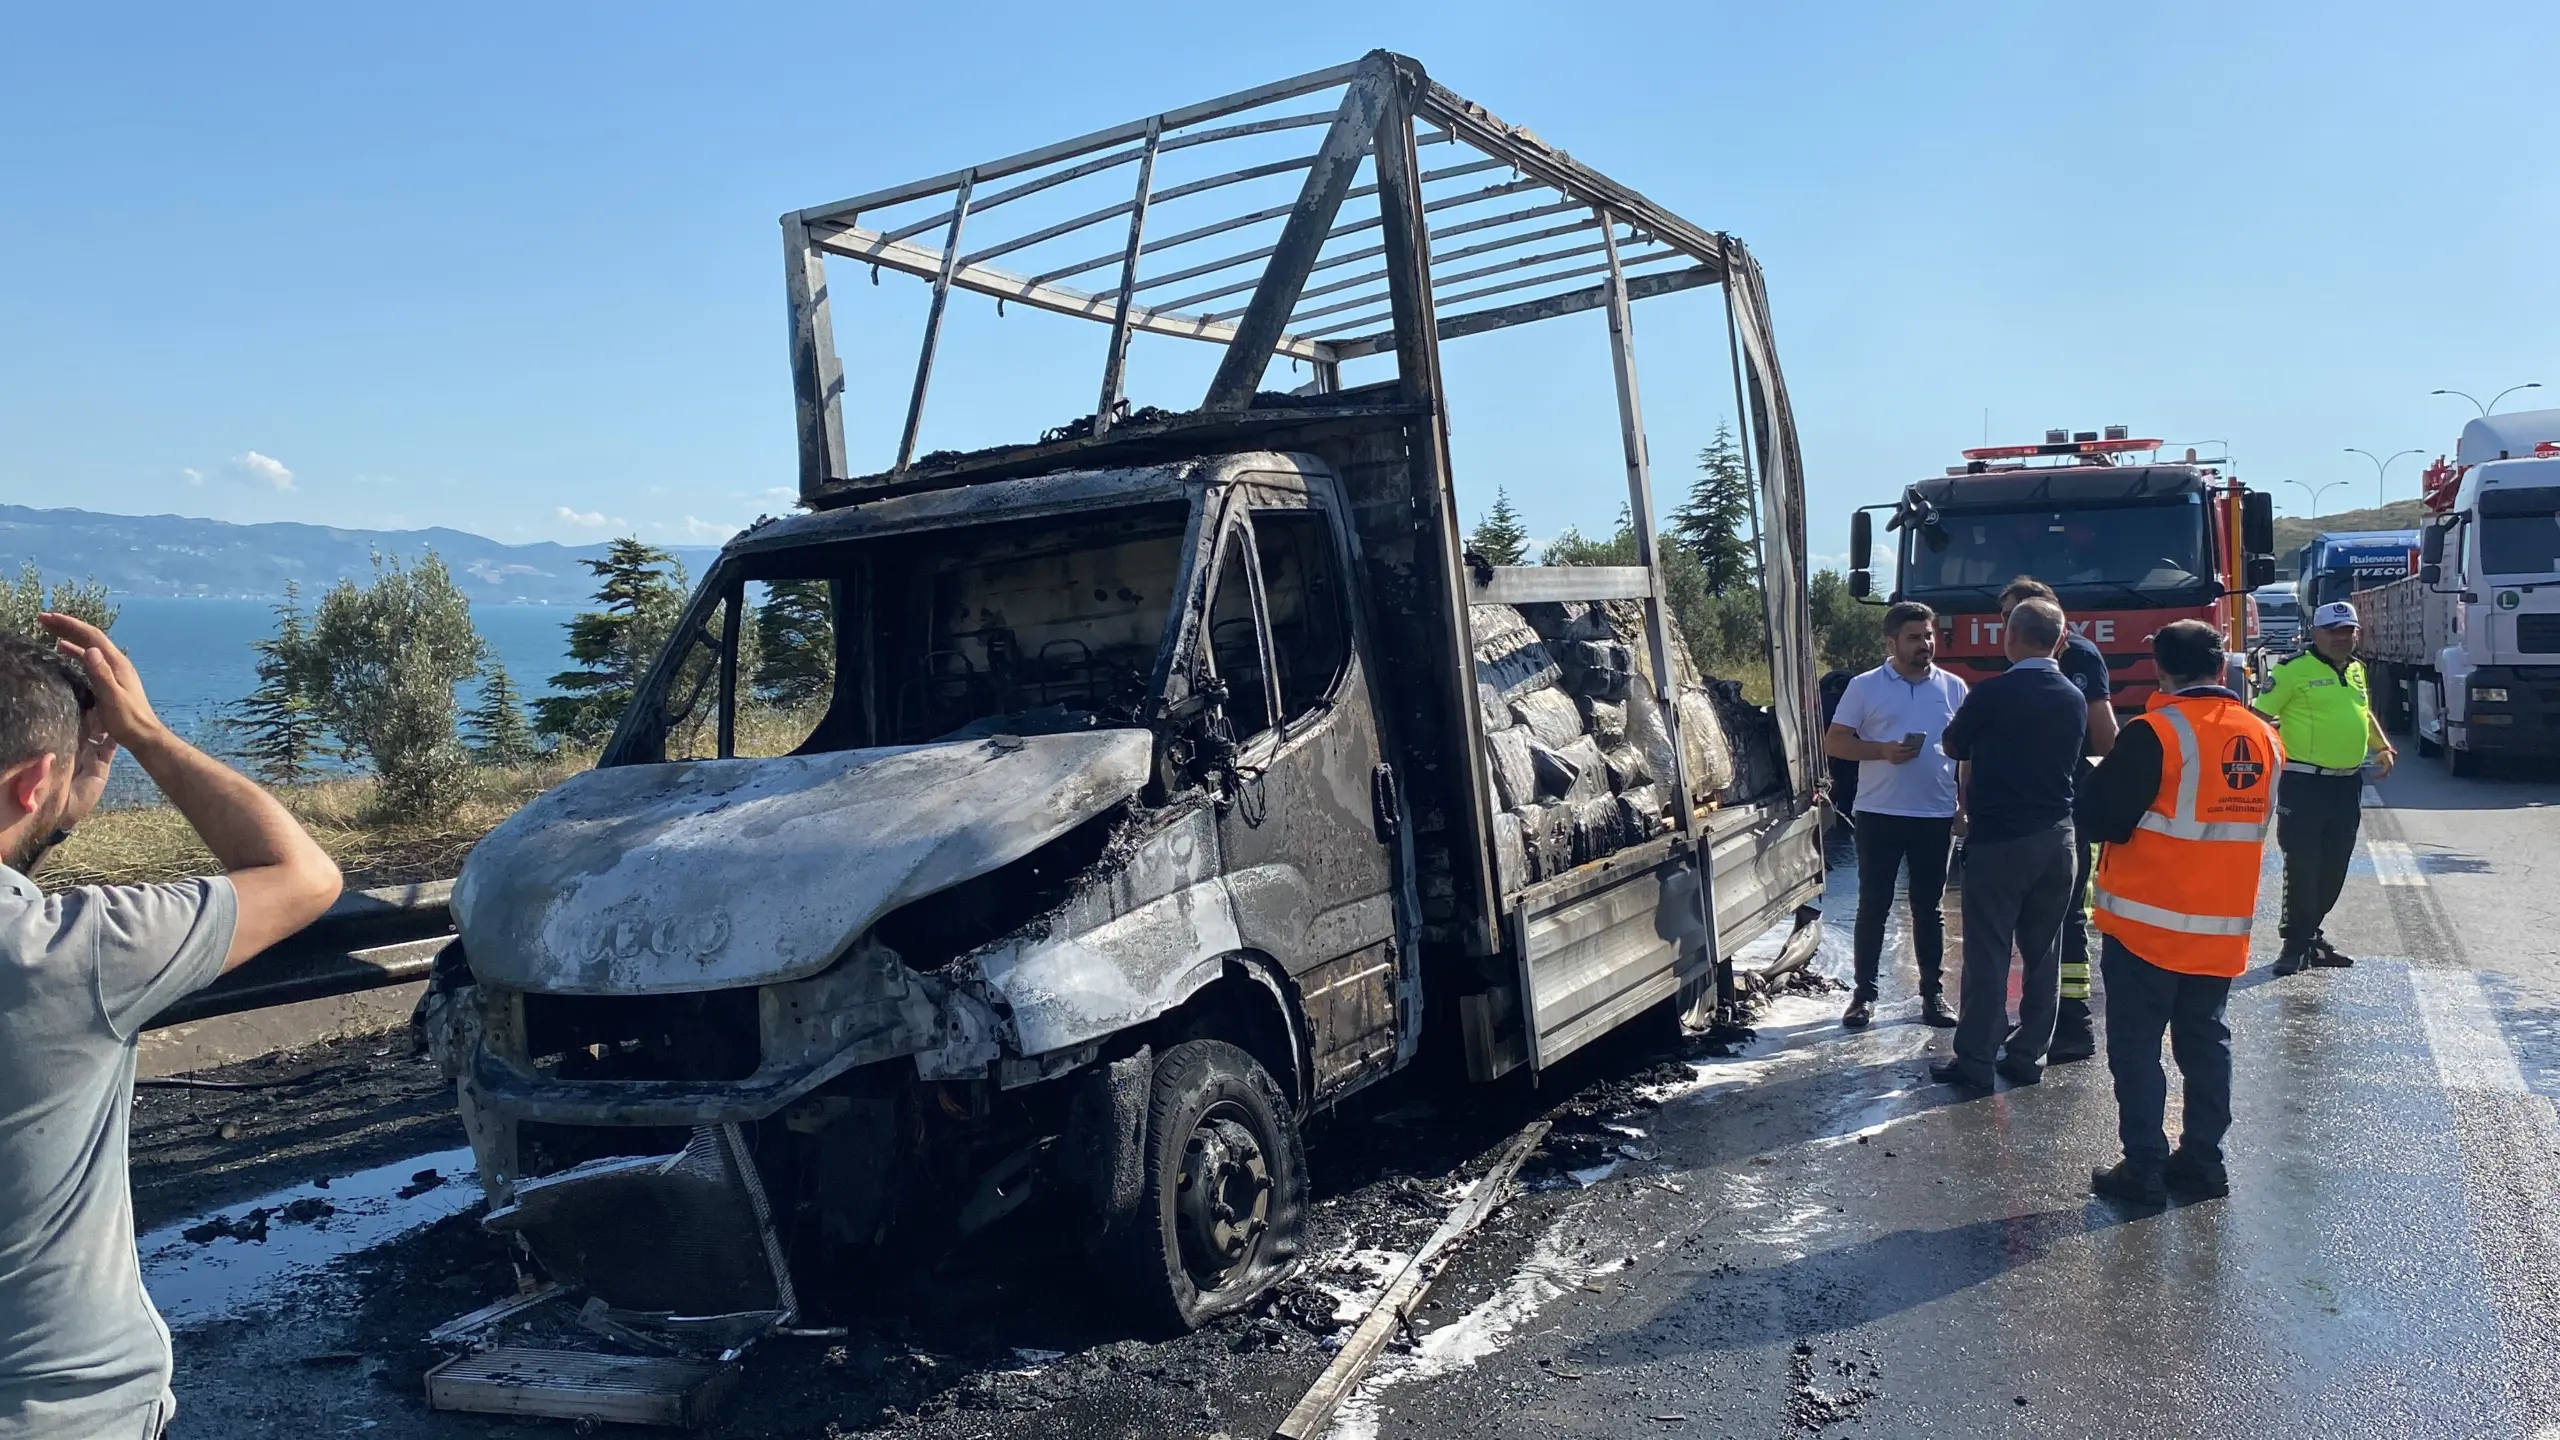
[2256,600,2396,976]
[2080,619,2283,1205]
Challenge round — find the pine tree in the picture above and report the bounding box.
[226,582,327,786]
[464,663,539,768]
[1671,422,1760,596]
[753,579,835,710]
[1468,489,1531,566]
[536,538,689,741]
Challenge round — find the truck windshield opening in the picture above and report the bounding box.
[1901,498,2208,608]
[629,503,1195,763]
[2480,486,2560,576]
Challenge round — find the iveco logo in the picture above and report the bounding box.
[2221,735,2266,791]
[581,909,734,965]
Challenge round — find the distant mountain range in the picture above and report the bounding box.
[0,505,726,605]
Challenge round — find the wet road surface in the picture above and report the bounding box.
[138,757,2560,1437]
[1362,756,2560,1438]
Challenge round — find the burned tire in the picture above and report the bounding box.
[1106,1038,1305,1333]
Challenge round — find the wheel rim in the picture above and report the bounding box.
[1173,1103,1273,1294]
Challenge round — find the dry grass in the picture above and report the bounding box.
[46,752,595,893]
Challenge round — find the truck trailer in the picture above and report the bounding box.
[417,52,1828,1336]
[2361,409,2560,775]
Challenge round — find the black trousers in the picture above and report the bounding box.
[1852,811,1954,1001]
[1950,823,2076,1074]
[2277,771,2362,945]
[2101,935,2233,1169]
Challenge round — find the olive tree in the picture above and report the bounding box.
[0,563,118,641]
[307,553,486,818]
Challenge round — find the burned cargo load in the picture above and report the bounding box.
[422,49,1825,1346]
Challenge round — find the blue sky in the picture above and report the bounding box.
[3,2,2553,566]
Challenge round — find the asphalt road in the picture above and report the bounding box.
[1362,754,2560,1439]
[132,755,2560,1438]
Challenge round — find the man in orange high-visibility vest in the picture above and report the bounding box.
[2075,619,2283,1207]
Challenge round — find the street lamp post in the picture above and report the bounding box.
[2344,447,2423,508]
[2288,478,2349,517]
[2430,383,2544,416]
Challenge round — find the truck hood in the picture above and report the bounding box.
[452,730,1155,996]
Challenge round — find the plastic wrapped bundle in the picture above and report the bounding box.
[1470,604,1560,703]
[1471,590,1766,893]
[1571,795,1624,863]
[1525,802,1576,879]
[1485,727,1537,811]
[1615,784,1665,841]
[1580,697,1628,746]
[1532,734,1609,804]
[1509,687,1586,749]
[1491,809,1531,895]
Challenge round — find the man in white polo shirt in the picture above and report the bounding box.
[1824,601,1968,1029]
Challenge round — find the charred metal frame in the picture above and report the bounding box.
[780,48,1817,957]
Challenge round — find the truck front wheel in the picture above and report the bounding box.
[1107,1038,1307,1333]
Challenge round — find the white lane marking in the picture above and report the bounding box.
[2362,785,2383,808]
[2368,838,2425,887]
[2411,968,2529,1095]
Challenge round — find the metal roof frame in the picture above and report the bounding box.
[782,50,1742,493]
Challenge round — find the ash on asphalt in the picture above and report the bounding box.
[146,972,1834,1438]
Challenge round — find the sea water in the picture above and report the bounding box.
[95,597,577,809]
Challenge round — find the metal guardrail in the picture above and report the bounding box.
[146,878,459,1030]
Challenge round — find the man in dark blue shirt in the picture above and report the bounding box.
[1932,598,2087,1089]
[1998,577,2119,1064]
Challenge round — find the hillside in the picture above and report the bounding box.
[0,505,724,604]
[2273,498,2428,575]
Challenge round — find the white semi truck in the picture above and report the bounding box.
[2360,409,2560,776]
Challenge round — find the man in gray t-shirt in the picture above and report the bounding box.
[0,617,340,1438]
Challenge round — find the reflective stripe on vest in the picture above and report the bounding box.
[2132,703,2276,843]
[2090,886,2254,936]
[2091,694,2283,977]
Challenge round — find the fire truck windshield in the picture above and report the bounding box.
[1900,497,2210,610]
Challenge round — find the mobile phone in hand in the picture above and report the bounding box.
[1903,731,1926,750]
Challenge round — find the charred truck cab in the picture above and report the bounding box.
[1848,430,2277,707]
[423,51,1827,1334]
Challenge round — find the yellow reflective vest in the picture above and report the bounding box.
[2256,651,2371,772]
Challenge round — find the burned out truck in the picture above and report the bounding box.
[424,51,1827,1335]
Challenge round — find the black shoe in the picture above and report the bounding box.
[1920,993,1958,1028]
[2048,1000,2097,1064]
[2309,936,2355,968]
[1930,1060,1994,1091]
[2273,945,2312,977]
[2091,1161,2168,1207]
[2163,1150,2230,1199]
[1995,1058,2042,1086]
[1842,995,1874,1029]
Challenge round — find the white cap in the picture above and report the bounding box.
[2313,601,2359,629]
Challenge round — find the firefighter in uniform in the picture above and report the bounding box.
[2078,620,2283,1206]
[2256,600,2396,976]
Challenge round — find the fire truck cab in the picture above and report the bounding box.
[1845,427,2278,708]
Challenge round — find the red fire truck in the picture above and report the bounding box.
[1846,427,2278,707]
